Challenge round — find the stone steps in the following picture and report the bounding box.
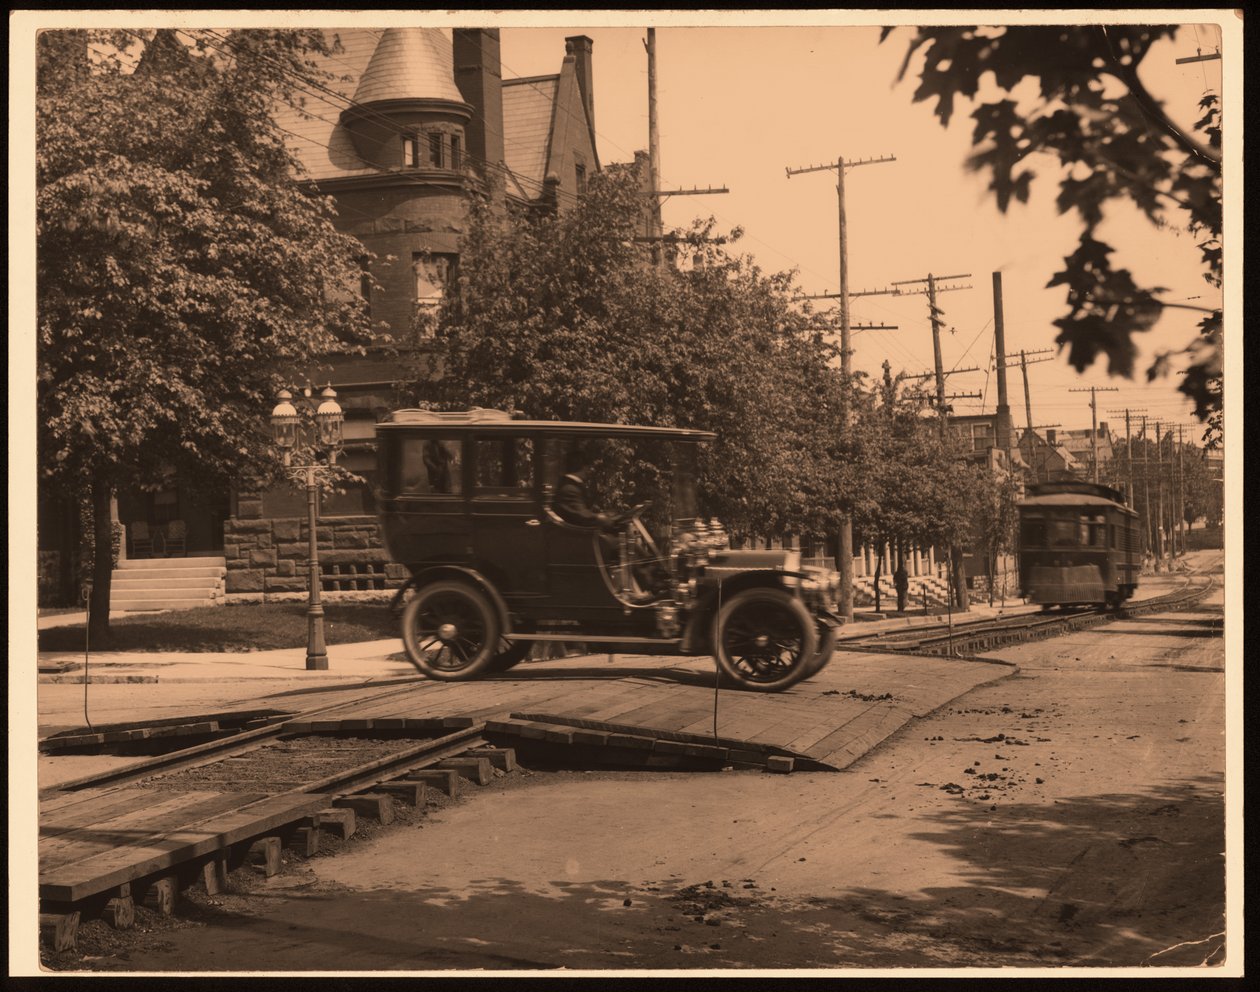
[110,556,226,613]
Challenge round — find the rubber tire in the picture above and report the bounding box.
[401,580,502,681]
[486,639,532,673]
[803,621,838,678]
[712,588,818,693]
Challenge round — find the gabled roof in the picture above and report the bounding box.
[501,76,558,185]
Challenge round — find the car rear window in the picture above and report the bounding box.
[400,437,462,496]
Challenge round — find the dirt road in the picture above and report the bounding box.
[75,566,1228,972]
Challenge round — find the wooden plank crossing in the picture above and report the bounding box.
[39,790,329,904]
[278,649,1013,771]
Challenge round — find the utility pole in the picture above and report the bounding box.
[1107,407,1147,511]
[646,28,662,241]
[1153,418,1166,569]
[991,272,1014,466]
[1068,386,1118,482]
[1177,424,1186,557]
[1140,416,1155,569]
[785,152,895,621]
[1018,349,1055,481]
[641,29,727,260]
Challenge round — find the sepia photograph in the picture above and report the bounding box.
[9,8,1242,978]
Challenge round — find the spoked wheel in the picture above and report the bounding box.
[713,588,818,692]
[401,581,501,681]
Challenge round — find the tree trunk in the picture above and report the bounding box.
[872,547,882,614]
[951,545,969,612]
[895,545,909,613]
[89,476,113,642]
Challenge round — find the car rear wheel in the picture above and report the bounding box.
[402,581,502,680]
[713,588,818,692]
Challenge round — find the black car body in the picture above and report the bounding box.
[375,409,842,690]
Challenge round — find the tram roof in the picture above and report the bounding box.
[1019,492,1137,514]
[377,409,715,442]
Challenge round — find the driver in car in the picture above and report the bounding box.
[555,444,655,600]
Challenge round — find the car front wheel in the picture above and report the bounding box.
[712,588,818,692]
[402,580,502,680]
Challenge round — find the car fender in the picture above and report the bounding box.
[390,565,512,633]
[680,570,799,654]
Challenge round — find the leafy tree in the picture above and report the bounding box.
[850,367,978,612]
[414,167,851,542]
[967,466,1021,605]
[37,29,373,638]
[885,25,1223,442]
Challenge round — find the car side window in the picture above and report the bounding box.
[400,437,462,496]
[475,437,534,496]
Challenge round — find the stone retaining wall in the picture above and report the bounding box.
[223,510,407,599]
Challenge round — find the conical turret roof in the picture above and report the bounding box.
[352,28,466,105]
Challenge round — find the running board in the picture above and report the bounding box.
[506,634,683,646]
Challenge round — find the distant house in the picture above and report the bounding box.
[1054,423,1115,482]
[1018,428,1084,483]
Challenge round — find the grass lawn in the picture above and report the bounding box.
[37,602,400,653]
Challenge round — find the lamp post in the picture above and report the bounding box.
[270,386,344,671]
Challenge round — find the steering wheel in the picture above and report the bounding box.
[613,501,652,526]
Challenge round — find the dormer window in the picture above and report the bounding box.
[402,134,420,167]
[429,132,444,168]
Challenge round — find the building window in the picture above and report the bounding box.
[575,162,587,195]
[402,134,420,167]
[413,253,456,334]
[450,134,461,170]
[429,132,444,168]
[358,257,372,317]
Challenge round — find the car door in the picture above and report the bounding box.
[469,435,549,602]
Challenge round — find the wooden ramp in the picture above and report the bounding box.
[284,649,1014,771]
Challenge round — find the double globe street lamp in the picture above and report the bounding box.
[270,386,344,670]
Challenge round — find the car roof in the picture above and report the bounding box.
[377,408,716,442]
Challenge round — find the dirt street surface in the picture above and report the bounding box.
[65,560,1228,974]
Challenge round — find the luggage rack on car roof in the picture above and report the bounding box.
[383,408,517,425]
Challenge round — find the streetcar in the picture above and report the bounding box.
[1016,480,1140,609]
[374,409,842,691]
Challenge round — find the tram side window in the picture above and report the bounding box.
[475,437,534,495]
[1083,514,1106,547]
[1048,519,1079,547]
[1020,518,1046,547]
[400,438,462,495]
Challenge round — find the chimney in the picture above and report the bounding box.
[1098,421,1108,438]
[453,29,505,169]
[1047,428,1057,446]
[565,35,596,139]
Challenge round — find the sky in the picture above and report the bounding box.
[496,19,1227,438]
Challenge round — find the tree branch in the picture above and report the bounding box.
[1098,26,1221,172]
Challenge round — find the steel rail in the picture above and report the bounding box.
[836,574,1213,657]
[41,677,431,796]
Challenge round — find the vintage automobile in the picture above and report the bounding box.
[375,409,843,691]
